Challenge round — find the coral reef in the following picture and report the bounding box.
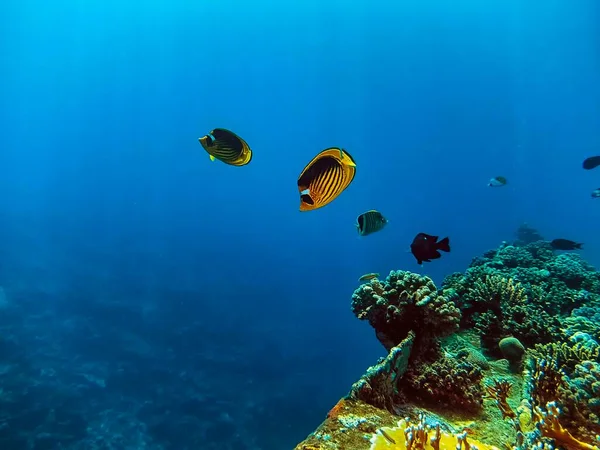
[442,240,600,355]
[351,271,461,351]
[296,232,600,450]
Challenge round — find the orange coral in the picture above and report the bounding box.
[484,379,516,419]
[326,398,346,420]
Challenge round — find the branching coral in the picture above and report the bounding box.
[534,402,599,450]
[450,274,560,354]
[399,351,484,414]
[530,342,599,374]
[526,342,600,444]
[352,271,460,351]
[484,379,516,419]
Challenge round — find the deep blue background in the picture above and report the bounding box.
[0,0,599,448]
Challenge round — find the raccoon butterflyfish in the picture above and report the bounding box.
[198,128,252,166]
[297,147,356,212]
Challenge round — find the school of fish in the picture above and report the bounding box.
[198,127,596,278]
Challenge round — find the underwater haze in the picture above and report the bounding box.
[0,0,599,448]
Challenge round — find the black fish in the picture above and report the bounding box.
[410,233,450,264]
[550,238,583,251]
[356,210,388,236]
[582,156,600,170]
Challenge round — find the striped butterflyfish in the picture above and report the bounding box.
[297,147,356,212]
[198,128,252,166]
[356,210,388,236]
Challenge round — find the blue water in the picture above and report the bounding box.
[0,1,599,448]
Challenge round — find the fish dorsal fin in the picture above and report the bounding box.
[337,148,356,167]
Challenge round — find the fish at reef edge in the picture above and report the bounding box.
[550,238,583,251]
[410,233,450,265]
[358,273,379,282]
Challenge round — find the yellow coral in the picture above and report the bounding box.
[369,415,500,450]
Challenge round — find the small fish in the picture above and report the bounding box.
[550,238,583,251]
[488,176,507,187]
[297,147,356,212]
[356,210,388,236]
[198,128,252,166]
[410,233,450,265]
[379,429,396,445]
[592,188,600,198]
[358,273,379,282]
[583,156,600,170]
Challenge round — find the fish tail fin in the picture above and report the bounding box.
[209,155,216,162]
[576,243,584,249]
[437,237,450,252]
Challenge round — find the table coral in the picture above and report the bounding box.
[484,379,516,419]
